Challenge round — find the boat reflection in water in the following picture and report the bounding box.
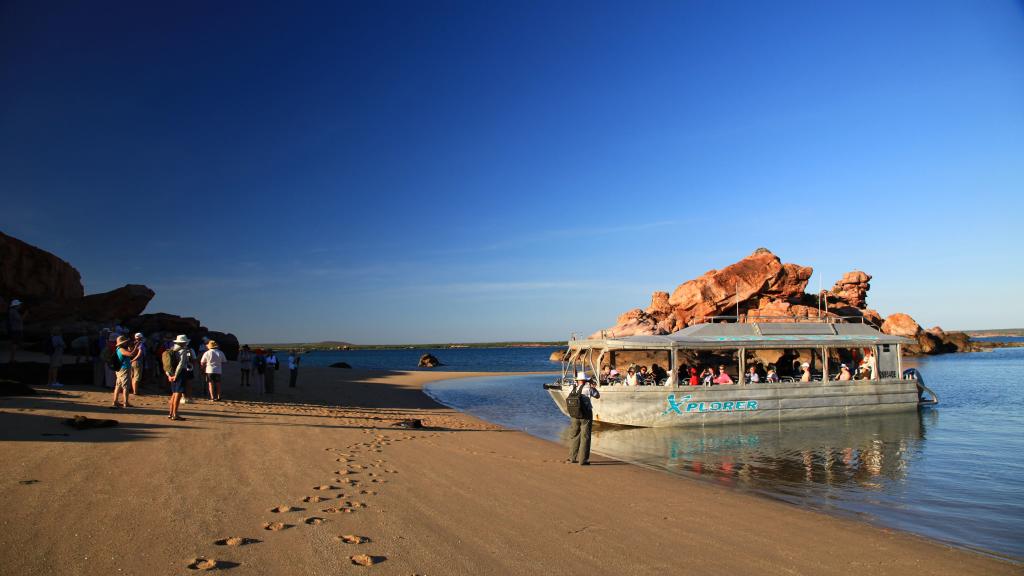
[586,411,926,505]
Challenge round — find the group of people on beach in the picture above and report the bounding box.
[235,345,302,393]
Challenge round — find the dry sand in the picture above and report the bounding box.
[0,361,1018,575]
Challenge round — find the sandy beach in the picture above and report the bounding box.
[0,362,1018,575]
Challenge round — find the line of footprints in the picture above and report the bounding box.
[188,429,431,571]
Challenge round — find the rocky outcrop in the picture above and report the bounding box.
[2,233,240,359]
[829,271,871,309]
[0,231,84,303]
[418,354,442,368]
[595,248,974,356]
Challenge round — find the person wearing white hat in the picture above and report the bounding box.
[130,333,146,396]
[164,335,192,420]
[567,372,600,466]
[838,363,852,381]
[800,362,812,382]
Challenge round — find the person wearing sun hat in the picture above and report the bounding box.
[111,335,134,408]
[200,339,227,401]
[567,371,600,466]
[838,363,852,381]
[165,334,192,420]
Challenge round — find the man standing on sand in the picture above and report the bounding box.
[288,350,300,388]
[200,340,227,401]
[567,372,600,466]
[112,335,133,408]
[165,334,190,420]
[130,332,146,395]
[47,327,65,388]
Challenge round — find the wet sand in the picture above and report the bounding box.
[0,362,1018,575]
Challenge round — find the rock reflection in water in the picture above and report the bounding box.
[589,412,924,499]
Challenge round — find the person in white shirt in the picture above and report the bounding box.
[264,349,278,394]
[200,340,228,401]
[746,365,760,384]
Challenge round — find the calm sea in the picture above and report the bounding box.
[299,346,562,372]
[419,346,1024,561]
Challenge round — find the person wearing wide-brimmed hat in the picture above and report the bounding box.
[164,334,192,420]
[200,340,227,401]
[130,332,146,395]
[567,372,600,466]
[111,335,134,408]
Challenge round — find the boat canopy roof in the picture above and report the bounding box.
[570,322,912,350]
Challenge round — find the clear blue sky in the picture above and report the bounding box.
[2,1,1022,343]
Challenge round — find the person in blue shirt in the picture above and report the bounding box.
[112,335,134,408]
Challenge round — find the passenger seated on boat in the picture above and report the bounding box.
[766,368,780,383]
[746,366,760,384]
[700,367,715,386]
[838,364,852,381]
[606,369,622,385]
[714,365,734,385]
[600,366,611,381]
[638,365,653,385]
[688,367,699,386]
[800,362,811,382]
[651,363,668,385]
[624,368,639,386]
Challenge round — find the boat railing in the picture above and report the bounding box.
[693,314,880,327]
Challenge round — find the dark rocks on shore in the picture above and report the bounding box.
[418,354,442,368]
[1,232,240,360]
[330,362,352,369]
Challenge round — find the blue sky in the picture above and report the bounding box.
[2,1,1022,343]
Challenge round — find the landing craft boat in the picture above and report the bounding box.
[545,317,938,428]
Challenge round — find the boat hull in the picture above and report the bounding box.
[547,380,920,427]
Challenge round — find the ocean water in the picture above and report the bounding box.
[299,346,563,372]
[422,347,1024,561]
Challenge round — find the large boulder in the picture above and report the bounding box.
[79,284,155,322]
[830,271,871,309]
[0,231,83,302]
[881,313,921,338]
[418,354,442,368]
[666,248,812,329]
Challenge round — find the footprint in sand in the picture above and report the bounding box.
[18,479,40,485]
[261,522,292,531]
[336,534,370,544]
[270,505,303,513]
[359,490,378,496]
[321,506,353,514]
[313,484,340,491]
[214,536,259,546]
[304,516,328,526]
[349,554,385,566]
[386,470,399,474]
[370,478,387,484]
[187,557,218,570]
[336,458,353,463]
[335,470,356,476]
[302,495,328,503]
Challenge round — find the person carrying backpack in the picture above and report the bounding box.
[164,334,191,420]
[111,335,134,408]
[566,372,600,466]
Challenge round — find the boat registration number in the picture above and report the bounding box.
[662,394,759,415]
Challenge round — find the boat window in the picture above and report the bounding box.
[827,347,877,381]
[602,349,672,386]
[744,348,825,383]
[677,349,740,386]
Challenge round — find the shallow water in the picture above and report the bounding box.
[298,346,562,372]
[423,348,1024,561]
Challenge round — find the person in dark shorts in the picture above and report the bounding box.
[200,340,227,401]
[165,334,191,420]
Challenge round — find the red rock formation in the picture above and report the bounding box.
[666,249,812,329]
[0,231,83,302]
[830,271,871,308]
[591,249,971,355]
[881,313,921,337]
